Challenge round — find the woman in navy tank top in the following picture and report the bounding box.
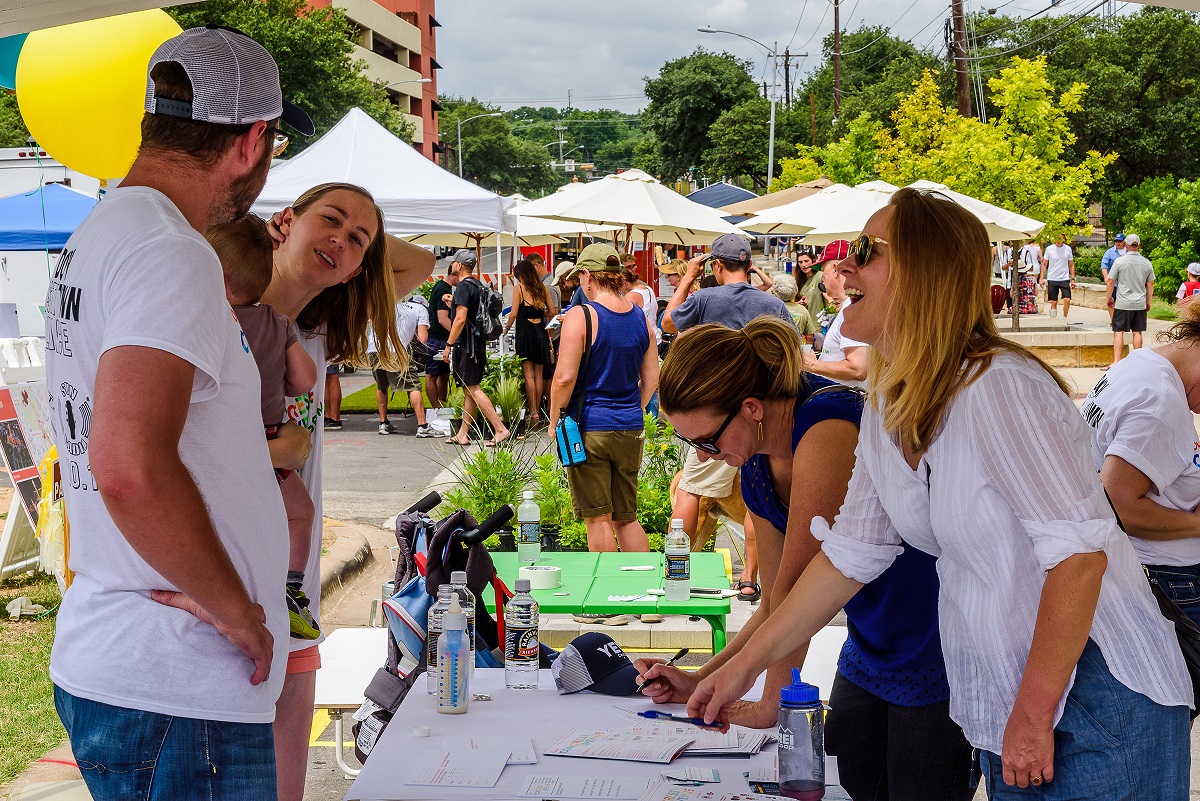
[549,244,660,552]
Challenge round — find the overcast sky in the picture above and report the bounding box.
[432,0,1099,114]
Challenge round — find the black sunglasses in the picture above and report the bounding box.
[675,403,752,455]
[847,234,889,267]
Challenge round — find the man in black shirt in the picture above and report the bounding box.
[425,260,462,409]
[443,250,509,445]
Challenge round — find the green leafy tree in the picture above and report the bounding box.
[875,60,1116,240]
[970,8,1200,196]
[439,99,556,196]
[0,91,29,148]
[643,48,757,179]
[168,0,411,151]
[1105,176,1200,299]
[506,106,645,176]
[794,26,946,148]
[772,113,883,190]
[703,97,770,189]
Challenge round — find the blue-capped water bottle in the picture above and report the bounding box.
[778,668,824,800]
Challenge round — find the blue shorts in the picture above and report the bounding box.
[54,686,277,801]
[325,363,339,376]
[425,338,450,376]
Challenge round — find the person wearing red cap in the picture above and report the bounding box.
[805,240,869,389]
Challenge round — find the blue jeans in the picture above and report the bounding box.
[1146,563,1200,628]
[54,686,276,801]
[979,640,1189,800]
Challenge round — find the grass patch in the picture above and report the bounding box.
[1150,298,1179,322]
[340,384,433,415]
[0,571,63,784]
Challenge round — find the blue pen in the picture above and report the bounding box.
[637,709,725,729]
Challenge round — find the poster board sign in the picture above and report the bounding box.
[0,386,43,528]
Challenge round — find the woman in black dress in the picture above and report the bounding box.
[505,258,557,427]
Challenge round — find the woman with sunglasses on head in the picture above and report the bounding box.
[637,315,974,801]
[688,189,1192,799]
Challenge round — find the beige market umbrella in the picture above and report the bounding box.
[719,177,834,216]
[737,182,896,241]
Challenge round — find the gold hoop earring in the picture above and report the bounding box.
[757,421,764,441]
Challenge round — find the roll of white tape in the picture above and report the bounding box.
[519,564,562,590]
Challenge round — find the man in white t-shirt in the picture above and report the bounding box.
[370,295,433,436]
[804,241,868,388]
[43,28,315,800]
[1039,233,1076,318]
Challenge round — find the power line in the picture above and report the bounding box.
[787,0,814,49]
[963,0,1107,59]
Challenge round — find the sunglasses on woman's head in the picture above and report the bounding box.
[848,234,889,267]
[675,406,740,455]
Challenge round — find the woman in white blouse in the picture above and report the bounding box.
[688,189,1192,798]
[1084,301,1200,625]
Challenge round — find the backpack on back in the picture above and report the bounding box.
[467,277,504,342]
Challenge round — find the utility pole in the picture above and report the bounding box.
[762,81,769,98]
[810,92,816,146]
[950,0,971,117]
[783,47,791,108]
[833,0,841,120]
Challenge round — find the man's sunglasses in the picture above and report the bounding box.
[847,234,888,267]
[266,127,290,158]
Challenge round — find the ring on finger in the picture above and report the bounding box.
[1030,774,1043,786]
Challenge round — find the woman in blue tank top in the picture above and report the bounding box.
[635,316,973,801]
[549,244,659,552]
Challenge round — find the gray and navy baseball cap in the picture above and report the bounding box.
[552,632,641,696]
[451,248,478,267]
[145,26,314,136]
[706,233,752,264]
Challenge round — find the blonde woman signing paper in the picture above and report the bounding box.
[688,189,1191,799]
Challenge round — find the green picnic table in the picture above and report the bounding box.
[487,550,732,653]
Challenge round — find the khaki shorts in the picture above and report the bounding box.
[566,428,645,521]
[678,448,739,497]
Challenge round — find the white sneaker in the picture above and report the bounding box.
[415,424,437,438]
[378,421,395,435]
[1049,308,1057,318]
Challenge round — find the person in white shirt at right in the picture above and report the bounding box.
[1084,301,1200,627]
[688,188,1191,799]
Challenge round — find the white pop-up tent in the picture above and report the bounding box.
[251,108,515,236]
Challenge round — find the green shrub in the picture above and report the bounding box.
[436,439,539,547]
[1074,245,1105,282]
[533,453,574,529]
[637,414,684,539]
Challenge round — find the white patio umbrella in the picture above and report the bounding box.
[517,169,747,249]
[906,180,1045,241]
[737,183,895,241]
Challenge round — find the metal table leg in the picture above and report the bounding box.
[332,710,361,778]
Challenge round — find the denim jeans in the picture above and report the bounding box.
[979,640,1189,800]
[1146,563,1200,628]
[54,686,276,801]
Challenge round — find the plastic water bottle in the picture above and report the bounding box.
[449,570,476,676]
[504,578,540,689]
[426,584,454,694]
[778,668,825,800]
[436,598,469,714]
[517,490,542,564]
[664,518,691,602]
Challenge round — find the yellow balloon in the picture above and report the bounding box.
[16,10,181,180]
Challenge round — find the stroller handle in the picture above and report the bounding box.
[459,504,515,545]
[405,491,442,515]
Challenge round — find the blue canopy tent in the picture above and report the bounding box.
[686,181,756,224]
[0,183,98,251]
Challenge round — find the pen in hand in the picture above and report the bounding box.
[636,647,689,693]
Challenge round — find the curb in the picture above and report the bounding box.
[319,523,374,600]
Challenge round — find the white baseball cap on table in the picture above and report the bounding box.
[144,26,314,136]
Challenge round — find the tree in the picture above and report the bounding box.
[168,0,411,151]
[506,106,646,176]
[970,8,1200,196]
[793,26,946,149]
[1105,176,1200,299]
[875,60,1116,240]
[773,113,883,190]
[703,97,770,189]
[439,99,556,197]
[642,48,756,180]
[0,91,29,148]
